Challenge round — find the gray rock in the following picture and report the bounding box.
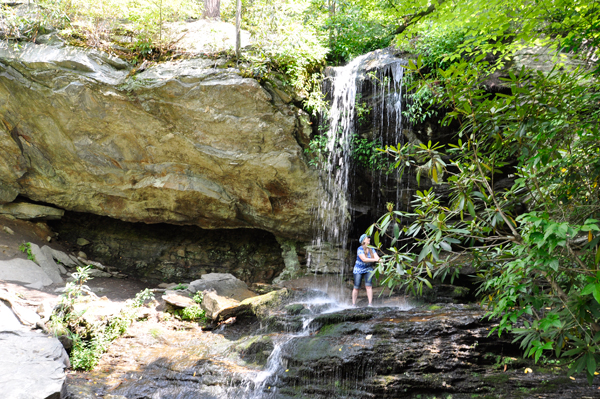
[0,330,69,398]
[42,246,79,268]
[0,202,64,220]
[88,269,112,278]
[85,259,105,270]
[0,258,53,286]
[29,243,63,284]
[0,290,40,327]
[25,281,45,290]
[2,226,14,235]
[189,273,256,301]
[163,293,196,309]
[0,300,27,331]
[41,246,67,274]
[0,181,18,204]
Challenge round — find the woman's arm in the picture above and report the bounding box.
[358,248,380,263]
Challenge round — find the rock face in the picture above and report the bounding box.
[0,41,320,240]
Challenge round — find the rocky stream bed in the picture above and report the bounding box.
[64,285,600,399]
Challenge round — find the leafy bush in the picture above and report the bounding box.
[395,24,468,72]
[2,0,201,59]
[369,58,600,383]
[49,268,155,371]
[221,0,327,111]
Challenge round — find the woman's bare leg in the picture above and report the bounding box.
[352,288,358,305]
[366,286,373,305]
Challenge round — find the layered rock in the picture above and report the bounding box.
[0,41,320,240]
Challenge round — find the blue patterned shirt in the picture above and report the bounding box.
[353,246,374,274]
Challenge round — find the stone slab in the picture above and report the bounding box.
[0,258,53,286]
[29,243,63,284]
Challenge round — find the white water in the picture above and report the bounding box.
[312,51,407,271]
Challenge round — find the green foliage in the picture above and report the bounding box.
[395,24,467,72]
[370,51,600,384]
[180,304,207,321]
[172,283,187,290]
[305,0,396,64]
[50,267,155,371]
[193,292,203,304]
[18,242,35,262]
[222,0,327,110]
[402,84,438,125]
[305,131,392,172]
[2,0,201,60]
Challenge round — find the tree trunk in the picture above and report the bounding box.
[235,0,241,58]
[204,0,220,19]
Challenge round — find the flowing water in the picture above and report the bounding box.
[310,50,408,274]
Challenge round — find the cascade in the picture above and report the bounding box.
[310,50,407,273]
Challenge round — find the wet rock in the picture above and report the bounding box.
[284,303,305,315]
[235,335,275,366]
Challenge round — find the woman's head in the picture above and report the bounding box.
[359,234,370,245]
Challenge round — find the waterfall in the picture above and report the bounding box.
[310,50,407,273]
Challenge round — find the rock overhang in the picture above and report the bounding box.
[0,41,321,240]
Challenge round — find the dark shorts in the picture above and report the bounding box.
[353,271,374,289]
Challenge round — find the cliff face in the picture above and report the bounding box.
[0,42,319,240]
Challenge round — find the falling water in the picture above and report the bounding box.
[311,50,408,273]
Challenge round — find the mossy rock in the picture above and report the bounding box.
[285,304,305,315]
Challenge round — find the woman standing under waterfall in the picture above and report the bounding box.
[352,234,380,307]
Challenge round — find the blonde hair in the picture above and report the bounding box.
[362,243,373,258]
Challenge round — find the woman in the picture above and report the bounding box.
[352,234,380,307]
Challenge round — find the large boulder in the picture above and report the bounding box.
[0,41,320,240]
[0,258,53,287]
[189,273,256,301]
[0,330,70,399]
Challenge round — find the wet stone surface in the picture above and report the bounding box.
[65,290,600,399]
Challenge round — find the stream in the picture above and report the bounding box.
[65,275,599,398]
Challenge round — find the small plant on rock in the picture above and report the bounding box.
[18,242,36,262]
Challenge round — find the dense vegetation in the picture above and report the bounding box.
[358,0,600,384]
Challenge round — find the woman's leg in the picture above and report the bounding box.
[366,286,373,305]
[365,271,374,305]
[352,273,362,305]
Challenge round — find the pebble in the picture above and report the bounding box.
[3,226,14,235]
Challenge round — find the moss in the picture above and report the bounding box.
[428,305,442,311]
[481,373,509,384]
